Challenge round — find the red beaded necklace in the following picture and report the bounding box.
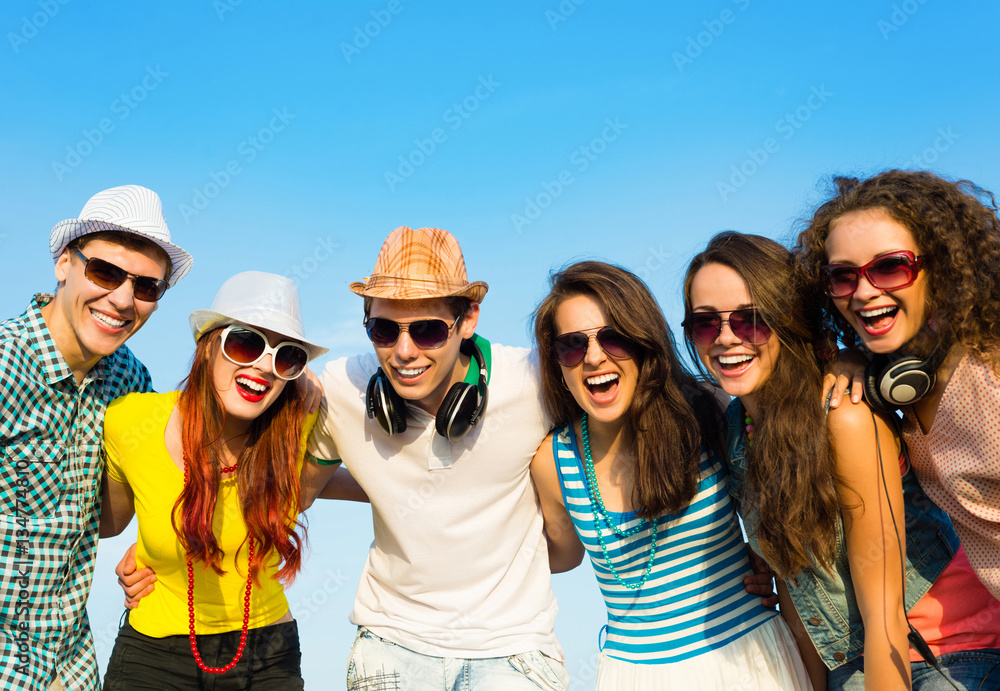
[183,454,253,674]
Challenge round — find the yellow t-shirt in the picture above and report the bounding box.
[103,391,308,638]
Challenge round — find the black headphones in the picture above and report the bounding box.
[365,338,489,443]
[863,340,949,413]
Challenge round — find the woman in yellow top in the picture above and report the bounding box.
[99,271,329,690]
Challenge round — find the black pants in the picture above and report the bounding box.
[103,615,303,690]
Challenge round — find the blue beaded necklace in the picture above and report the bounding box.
[580,413,658,591]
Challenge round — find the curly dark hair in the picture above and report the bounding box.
[682,231,841,578]
[532,261,723,520]
[794,169,1000,367]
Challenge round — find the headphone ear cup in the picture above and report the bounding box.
[864,353,937,412]
[366,369,407,436]
[435,382,479,443]
[864,355,897,413]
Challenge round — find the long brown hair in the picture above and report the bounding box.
[795,169,1000,369]
[172,328,306,585]
[533,261,722,520]
[682,231,840,577]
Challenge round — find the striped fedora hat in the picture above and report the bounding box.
[49,185,193,287]
[349,226,488,303]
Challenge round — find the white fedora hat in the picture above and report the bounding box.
[49,185,193,287]
[189,271,328,362]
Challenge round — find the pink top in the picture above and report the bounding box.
[903,352,1000,601]
[907,547,1000,660]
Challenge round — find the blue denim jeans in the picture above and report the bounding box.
[346,627,569,691]
[827,648,1000,690]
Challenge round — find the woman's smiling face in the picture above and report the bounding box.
[211,326,289,432]
[824,207,930,354]
[553,293,639,427]
[688,262,780,411]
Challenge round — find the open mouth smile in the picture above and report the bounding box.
[856,304,898,335]
[715,353,755,376]
[585,372,620,402]
[91,308,128,332]
[235,374,270,402]
[394,366,428,381]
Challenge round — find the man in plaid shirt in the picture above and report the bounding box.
[0,186,192,690]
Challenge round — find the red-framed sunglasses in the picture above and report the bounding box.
[821,251,924,299]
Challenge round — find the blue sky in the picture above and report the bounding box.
[3,1,999,687]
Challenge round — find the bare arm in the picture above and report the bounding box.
[301,460,369,510]
[530,433,585,574]
[317,464,368,503]
[829,403,911,691]
[777,579,827,691]
[99,472,136,538]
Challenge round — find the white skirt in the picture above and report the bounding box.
[595,616,813,690]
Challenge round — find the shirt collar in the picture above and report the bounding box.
[27,293,110,386]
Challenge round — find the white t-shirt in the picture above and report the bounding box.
[308,339,562,659]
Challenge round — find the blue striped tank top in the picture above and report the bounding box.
[552,424,776,664]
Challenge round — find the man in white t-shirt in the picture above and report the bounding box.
[305,226,570,690]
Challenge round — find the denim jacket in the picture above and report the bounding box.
[723,400,959,669]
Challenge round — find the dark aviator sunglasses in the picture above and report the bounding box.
[74,248,169,302]
[552,326,637,368]
[364,315,461,350]
[683,308,772,347]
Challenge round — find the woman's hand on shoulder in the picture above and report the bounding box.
[822,348,867,409]
[295,367,324,414]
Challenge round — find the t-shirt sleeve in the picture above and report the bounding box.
[307,395,341,464]
[306,364,342,464]
[102,397,128,485]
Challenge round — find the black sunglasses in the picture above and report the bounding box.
[364,315,461,349]
[552,326,637,368]
[683,308,772,347]
[74,248,169,302]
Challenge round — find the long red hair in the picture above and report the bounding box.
[171,328,306,585]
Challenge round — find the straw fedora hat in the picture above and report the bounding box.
[349,226,488,303]
[49,185,193,286]
[189,271,328,361]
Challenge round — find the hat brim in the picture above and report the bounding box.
[348,279,488,303]
[49,219,194,287]
[189,309,329,362]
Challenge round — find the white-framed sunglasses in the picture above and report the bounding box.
[219,325,309,380]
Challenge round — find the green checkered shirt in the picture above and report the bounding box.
[0,295,152,690]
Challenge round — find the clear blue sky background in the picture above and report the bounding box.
[2,1,999,687]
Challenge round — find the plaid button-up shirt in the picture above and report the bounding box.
[0,295,152,690]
